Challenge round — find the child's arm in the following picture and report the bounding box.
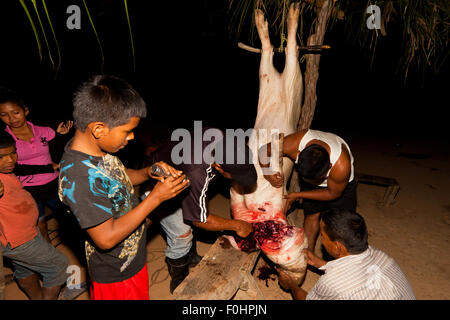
[126,161,183,186]
[86,175,188,250]
[14,164,54,176]
[56,121,74,135]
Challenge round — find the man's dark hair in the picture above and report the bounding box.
[73,75,147,131]
[212,130,257,188]
[295,144,330,179]
[320,208,369,254]
[219,142,257,188]
[0,87,27,110]
[0,132,16,149]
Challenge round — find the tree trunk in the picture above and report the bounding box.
[299,0,334,130]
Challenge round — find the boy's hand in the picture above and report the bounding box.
[56,121,74,135]
[0,179,3,198]
[148,161,183,181]
[234,219,253,238]
[149,174,189,203]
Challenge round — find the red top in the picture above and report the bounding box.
[0,173,39,248]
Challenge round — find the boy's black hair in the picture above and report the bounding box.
[295,144,330,179]
[320,208,369,254]
[0,87,27,110]
[73,75,147,131]
[0,132,16,149]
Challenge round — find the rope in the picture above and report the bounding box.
[278,0,289,53]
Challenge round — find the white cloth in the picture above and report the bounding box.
[297,129,354,187]
[306,246,416,300]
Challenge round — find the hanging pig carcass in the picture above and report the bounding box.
[229,3,308,284]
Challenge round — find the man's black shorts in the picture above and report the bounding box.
[300,179,357,215]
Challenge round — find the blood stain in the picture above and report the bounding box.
[257,265,278,287]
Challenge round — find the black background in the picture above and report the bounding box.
[0,0,447,148]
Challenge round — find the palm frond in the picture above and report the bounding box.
[227,0,449,80]
[41,0,61,78]
[228,1,323,50]
[339,0,449,79]
[124,0,136,70]
[82,0,104,71]
[30,0,54,70]
[18,0,42,61]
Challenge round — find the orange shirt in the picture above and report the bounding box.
[0,173,39,248]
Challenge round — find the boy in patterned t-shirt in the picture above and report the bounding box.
[58,75,189,300]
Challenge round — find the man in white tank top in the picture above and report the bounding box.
[259,129,356,252]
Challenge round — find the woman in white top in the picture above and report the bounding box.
[259,129,356,251]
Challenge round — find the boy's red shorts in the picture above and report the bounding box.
[90,264,149,300]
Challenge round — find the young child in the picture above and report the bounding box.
[58,75,188,300]
[0,133,69,300]
[0,87,73,242]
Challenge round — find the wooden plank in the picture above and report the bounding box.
[173,236,260,300]
[356,173,398,187]
[356,172,400,207]
[233,271,265,300]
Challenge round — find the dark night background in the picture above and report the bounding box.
[0,0,448,165]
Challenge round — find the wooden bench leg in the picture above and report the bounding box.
[380,185,400,207]
[357,173,400,208]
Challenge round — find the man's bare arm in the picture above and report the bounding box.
[258,131,305,188]
[285,145,351,202]
[258,131,305,166]
[192,214,253,238]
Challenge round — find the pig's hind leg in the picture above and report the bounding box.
[255,9,280,88]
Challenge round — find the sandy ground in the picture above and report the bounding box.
[2,135,449,300]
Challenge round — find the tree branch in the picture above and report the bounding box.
[238,42,330,53]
